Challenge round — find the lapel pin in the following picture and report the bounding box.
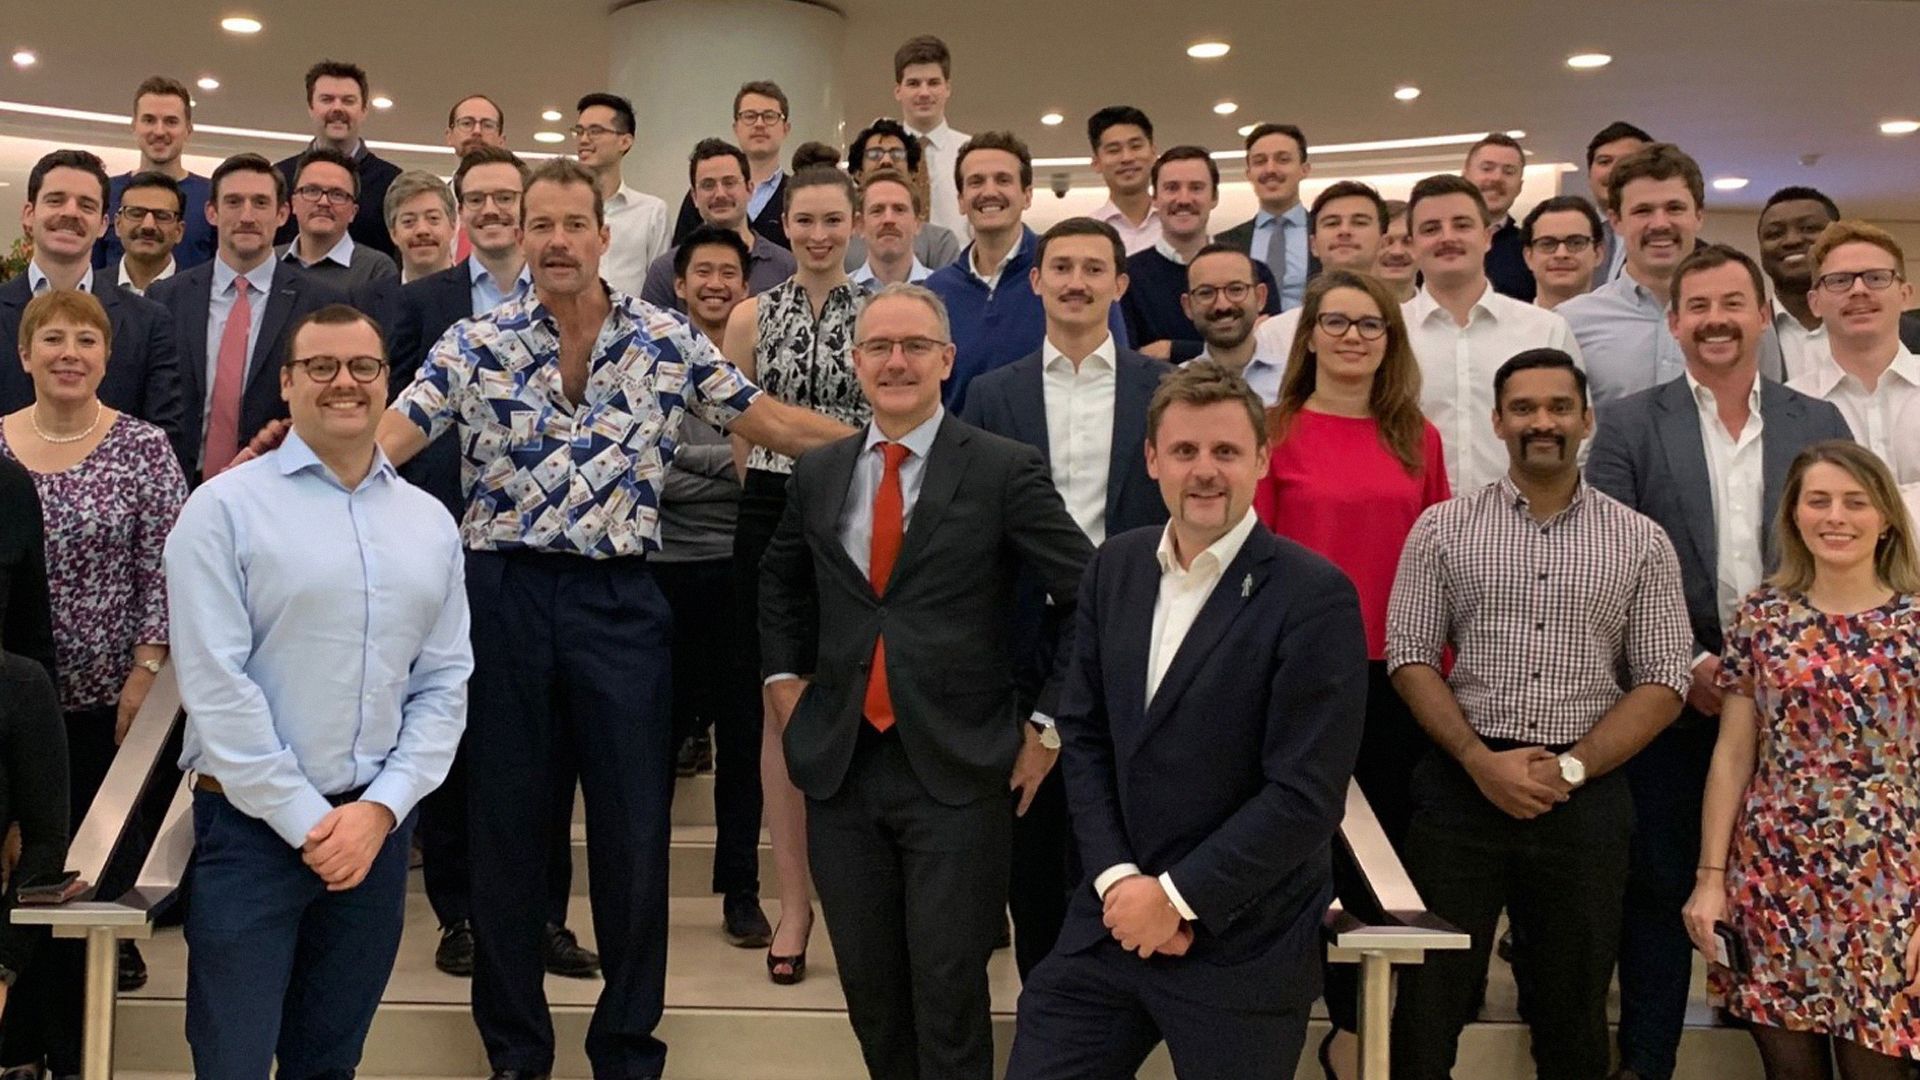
[1240,573,1253,598]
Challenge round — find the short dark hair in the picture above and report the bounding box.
[122,170,186,216]
[1465,131,1524,166]
[452,146,529,202]
[1086,106,1153,153]
[674,224,751,281]
[1585,121,1654,167]
[1669,243,1767,310]
[524,157,603,226]
[210,152,287,205]
[790,142,842,173]
[133,76,193,123]
[1605,142,1703,214]
[1147,360,1268,449]
[1520,195,1604,247]
[1188,242,1257,284]
[848,119,921,175]
[893,35,952,80]
[1309,181,1388,234]
[1494,348,1588,411]
[575,92,635,136]
[1035,216,1126,273]
[784,164,858,214]
[688,139,750,186]
[1241,123,1309,161]
[286,303,386,366]
[447,93,504,133]
[1407,173,1489,226]
[1761,185,1840,224]
[1150,145,1219,193]
[27,149,110,206]
[733,80,789,120]
[293,145,361,199]
[955,131,1032,191]
[304,60,369,103]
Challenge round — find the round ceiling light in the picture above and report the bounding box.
[220,15,263,34]
[1566,52,1612,69]
[1186,42,1231,59]
[1394,86,1421,102]
[533,131,566,144]
[1711,177,1750,191]
[1880,119,1920,136]
[1213,101,1239,116]
[197,76,220,90]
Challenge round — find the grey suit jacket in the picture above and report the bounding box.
[1585,375,1853,655]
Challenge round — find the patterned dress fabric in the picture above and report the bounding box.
[1715,586,1920,1057]
[745,277,868,476]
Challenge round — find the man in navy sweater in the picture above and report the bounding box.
[928,131,1127,414]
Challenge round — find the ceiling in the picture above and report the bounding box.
[1,0,1917,234]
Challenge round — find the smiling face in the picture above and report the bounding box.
[458,162,524,259]
[133,91,191,168]
[1669,261,1769,378]
[852,293,954,426]
[893,62,951,128]
[521,178,608,298]
[1309,194,1384,272]
[116,183,185,262]
[209,168,288,266]
[1809,240,1913,343]
[1146,398,1268,553]
[1465,142,1524,219]
[1031,232,1124,333]
[1614,175,1702,281]
[1182,250,1263,352]
[1411,191,1491,286]
[1494,365,1592,481]
[23,166,107,265]
[1244,131,1308,213]
[957,147,1030,234]
[1523,208,1602,295]
[693,153,749,231]
[573,104,632,170]
[391,190,455,278]
[281,316,388,452]
[1794,460,1889,578]
[1153,158,1217,243]
[1306,286,1388,385]
[784,182,856,274]
[673,241,747,334]
[308,75,368,144]
[1093,123,1153,200]
[20,314,109,406]
[1757,198,1835,293]
[1375,209,1417,288]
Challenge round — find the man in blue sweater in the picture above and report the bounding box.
[928,131,1127,413]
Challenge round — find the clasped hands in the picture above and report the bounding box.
[1103,874,1195,959]
[302,800,395,891]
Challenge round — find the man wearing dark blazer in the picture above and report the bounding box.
[959,216,1167,978]
[1006,361,1366,1080]
[148,154,344,482]
[760,282,1093,1079]
[1586,245,1852,1080]
[1215,124,1321,312]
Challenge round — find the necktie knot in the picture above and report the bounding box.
[881,441,911,471]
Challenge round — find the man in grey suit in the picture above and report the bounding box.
[274,146,398,292]
[760,283,1093,1079]
[1585,243,1852,1080]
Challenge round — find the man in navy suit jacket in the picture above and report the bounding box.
[1007,362,1367,1080]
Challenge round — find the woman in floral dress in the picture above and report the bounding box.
[1686,441,1920,1078]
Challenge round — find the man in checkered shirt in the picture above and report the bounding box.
[1382,347,1692,1080]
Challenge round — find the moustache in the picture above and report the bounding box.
[1693,322,1743,344]
[324,110,352,125]
[131,228,164,243]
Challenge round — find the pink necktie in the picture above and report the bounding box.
[203,277,252,475]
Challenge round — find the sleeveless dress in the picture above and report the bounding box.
[1713,586,1920,1057]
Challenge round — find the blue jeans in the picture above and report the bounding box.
[184,790,415,1080]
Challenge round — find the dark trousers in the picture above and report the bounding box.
[465,550,675,1078]
[1006,939,1310,1080]
[419,733,578,929]
[1009,763,1072,980]
[653,556,762,896]
[1390,749,1634,1080]
[183,790,415,1080]
[1616,718,1719,1080]
[807,728,1011,1080]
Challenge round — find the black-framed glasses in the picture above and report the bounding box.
[1816,269,1902,294]
[117,206,182,225]
[735,109,787,126]
[569,123,626,140]
[1528,234,1595,254]
[1316,312,1389,340]
[451,116,500,133]
[854,336,947,362]
[288,355,387,383]
[460,189,522,211]
[293,185,354,207]
[1186,282,1255,305]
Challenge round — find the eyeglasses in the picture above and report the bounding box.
[862,147,909,163]
[288,355,387,383]
[569,123,626,140]
[1316,312,1390,340]
[1816,269,1903,294]
[117,206,182,226]
[1186,282,1255,305]
[460,189,522,211]
[451,116,500,133]
[735,109,787,126]
[1527,234,1596,254]
[854,336,947,362]
[293,185,355,207]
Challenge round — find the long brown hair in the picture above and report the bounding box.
[1770,441,1920,595]
[1268,269,1427,474]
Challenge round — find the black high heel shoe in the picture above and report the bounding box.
[1316,1028,1341,1080]
[766,917,811,985]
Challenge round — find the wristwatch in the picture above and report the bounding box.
[1031,720,1061,751]
[134,658,163,676]
[1557,753,1587,789]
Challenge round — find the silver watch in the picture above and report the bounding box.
[135,658,163,675]
[1557,753,1587,788]
[1031,722,1061,751]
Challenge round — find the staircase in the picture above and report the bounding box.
[109,773,1765,1079]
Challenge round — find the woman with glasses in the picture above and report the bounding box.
[844,119,962,271]
[1254,269,1449,1079]
[0,290,185,1077]
[721,166,870,985]
[1685,442,1920,1079]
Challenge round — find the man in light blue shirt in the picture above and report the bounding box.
[1216,124,1314,311]
[167,303,470,1079]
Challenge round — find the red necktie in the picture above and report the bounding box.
[863,442,911,732]
[203,277,252,475]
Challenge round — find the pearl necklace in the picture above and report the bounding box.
[30,401,102,445]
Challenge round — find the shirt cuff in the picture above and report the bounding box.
[1158,872,1198,922]
[764,673,799,686]
[1093,863,1141,899]
[1029,711,1054,729]
[1692,651,1714,671]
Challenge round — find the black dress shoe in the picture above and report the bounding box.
[485,1071,551,1080]
[543,923,600,978]
[435,919,475,977]
[117,941,148,992]
[0,1065,45,1080]
[722,892,772,948]
[674,736,700,777]
[993,913,1012,950]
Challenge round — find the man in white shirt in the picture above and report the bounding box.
[113,171,186,295]
[1786,220,1920,483]
[894,35,971,238]
[1401,174,1582,493]
[1756,186,1841,382]
[1087,106,1160,255]
[1251,180,1390,362]
[573,91,669,297]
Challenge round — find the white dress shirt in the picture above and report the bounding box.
[1041,336,1118,543]
[1093,200,1162,255]
[1787,342,1920,484]
[1770,305,1828,384]
[1687,373,1766,633]
[966,233,1023,293]
[914,120,972,239]
[116,255,175,296]
[1404,282,1584,493]
[1091,507,1259,922]
[602,182,672,297]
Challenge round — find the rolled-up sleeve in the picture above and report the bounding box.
[1385,507,1448,674]
[1624,529,1694,698]
[362,535,472,824]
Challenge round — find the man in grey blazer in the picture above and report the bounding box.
[1585,243,1851,1080]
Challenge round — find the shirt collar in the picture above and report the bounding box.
[1805,342,1920,396]
[1410,280,1499,324]
[1153,236,1199,266]
[1042,335,1117,372]
[966,228,1031,287]
[26,261,93,295]
[1094,201,1157,227]
[1196,347,1284,372]
[304,232,356,268]
[117,255,175,290]
[1684,370,1763,415]
[852,257,933,288]
[1771,303,1825,339]
[274,427,397,489]
[1497,474,1590,518]
[608,183,639,210]
[214,253,278,297]
[751,171,785,197]
[312,137,366,162]
[468,255,532,292]
[1254,203,1308,230]
[862,406,946,458]
[914,121,957,149]
[1155,507,1258,577]
[1609,268,1667,310]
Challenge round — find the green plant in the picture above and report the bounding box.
[0,236,29,284]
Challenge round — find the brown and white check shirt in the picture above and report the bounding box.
[1386,476,1692,745]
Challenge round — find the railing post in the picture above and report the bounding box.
[80,926,118,1080]
[1358,950,1392,1078]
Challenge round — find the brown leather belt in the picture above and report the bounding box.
[193,774,224,795]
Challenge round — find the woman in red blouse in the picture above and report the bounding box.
[1254,268,1448,1077]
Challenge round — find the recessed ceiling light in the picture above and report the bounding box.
[371,96,393,110]
[11,50,36,68]
[541,109,562,122]
[533,131,565,144]
[1711,177,1750,191]
[1394,86,1421,102]
[1040,112,1064,126]
[1506,129,1528,139]
[1880,119,1920,136]
[1213,101,1239,116]
[197,76,220,91]
[1236,124,1257,138]
[1186,41,1231,59]
[220,15,262,34]
[1566,52,1612,69]
[0,181,11,188]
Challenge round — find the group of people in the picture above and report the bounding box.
[0,27,1916,1080]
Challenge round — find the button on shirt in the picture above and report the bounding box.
[395,286,762,558]
[1688,374,1766,631]
[1558,272,1690,407]
[166,430,472,848]
[1787,343,1920,484]
[1041,338,1117,543]
[1404,283,1584,493]
[1250,204,1310,311]
[1093,201,1162,255]
[837,408,944,577]
[206,256,278,412]
[467,256,531,318]
[1386,477,1693,745]
[602,183,672,298]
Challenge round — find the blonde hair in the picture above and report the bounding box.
[1810,219,1907,276]
[19,289,111,356]
[1770,440,1920,594]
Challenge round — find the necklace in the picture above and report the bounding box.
[30,400,102,445]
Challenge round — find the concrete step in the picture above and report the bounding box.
[405,822,775,901]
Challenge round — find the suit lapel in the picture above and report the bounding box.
[1012,356,1050,459]
[1653,380,1717,584]
[1143,528,1277,735]
[1107,354,1156,530]
[1759,381,1803,568]
[178,267,215,411]
[248,263,300,385]
[812,435,870,592]
[890,417,967,587]
[1109,537,1163,754]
